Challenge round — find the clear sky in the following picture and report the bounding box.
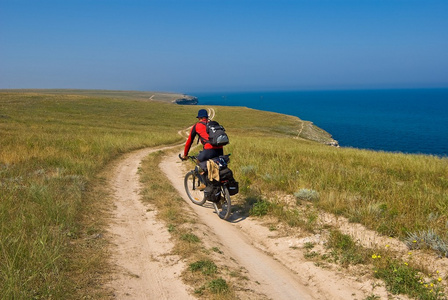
[1,0,447,93]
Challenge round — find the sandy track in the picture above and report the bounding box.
[105,146,194,299]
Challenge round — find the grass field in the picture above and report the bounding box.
[0,88,188,102]
[1,90,447,299]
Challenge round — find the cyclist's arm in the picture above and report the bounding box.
[183,124,197,157]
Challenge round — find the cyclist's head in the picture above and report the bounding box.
[196,109,208,119]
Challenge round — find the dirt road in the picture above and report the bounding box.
[105,146,195,299]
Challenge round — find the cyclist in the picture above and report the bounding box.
[181,109,224,190]
[181,109,224,162]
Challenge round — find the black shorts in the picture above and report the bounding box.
[197,148,224,162]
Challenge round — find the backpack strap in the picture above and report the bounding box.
[197,120,210,144]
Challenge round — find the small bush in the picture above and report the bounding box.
[240,165,256,176]
[326,230,367,265]
[294,188,319,202]
[208,278,229,294]
[374,260,429,297]
[189,260,217,275]
[405,230,448,257]
[250,200,270,216]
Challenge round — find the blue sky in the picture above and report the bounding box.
[1,0,447,93]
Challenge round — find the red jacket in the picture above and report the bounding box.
[183,120,223,156]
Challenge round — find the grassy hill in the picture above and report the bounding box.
[1,90,447,299]
[0,88,191,103]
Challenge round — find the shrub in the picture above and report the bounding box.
[207,278,229,294]
[294,188,319,202]
[240,165,256,176]
[405,230,448,257]
[326,230,367,265]
[189,260,217,275]
[250,200,270,216]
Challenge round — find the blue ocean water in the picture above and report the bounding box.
[193,89,448,156]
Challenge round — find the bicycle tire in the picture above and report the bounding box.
[184,171,206,205]
[213,186,232,220]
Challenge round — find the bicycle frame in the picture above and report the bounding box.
[180,154,232,220]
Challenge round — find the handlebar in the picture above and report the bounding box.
[179,153,231,162]
[178,154,197,162]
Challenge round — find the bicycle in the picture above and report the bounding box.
[179,154,233,220]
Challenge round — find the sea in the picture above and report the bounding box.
[192,89,448,157]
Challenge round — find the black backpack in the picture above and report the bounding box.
[204,121,229,146]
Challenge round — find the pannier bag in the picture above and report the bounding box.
[206,121,229,146]
[219,167,233,181]
[204,184,221,202]
[227,179,239,195]
[219,167,239,195]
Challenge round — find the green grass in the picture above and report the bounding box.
[372,256,446,299]
[326,230,369,266]
[249,199,271,216]
[189,260,218,275]
[225,134,448,243]
[207,278,230,294]
[304,229,447,299]
[181,233,201,243]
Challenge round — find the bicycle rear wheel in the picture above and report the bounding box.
[213,186,231,220]
[184,171,206,205]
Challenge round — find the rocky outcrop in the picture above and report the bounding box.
[173,95,198,105]
[298,121,339,147]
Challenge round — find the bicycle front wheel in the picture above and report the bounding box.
[213,186,232,220]
[184,171,206,205]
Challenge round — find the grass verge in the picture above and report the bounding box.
[226,135,448,248]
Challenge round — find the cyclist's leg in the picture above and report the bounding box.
[193,160,207,184]
[198,149,222,184]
